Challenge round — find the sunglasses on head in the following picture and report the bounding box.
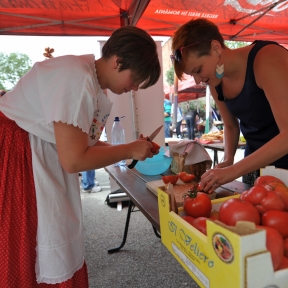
[170,40,211,64]
[170,42,200,64]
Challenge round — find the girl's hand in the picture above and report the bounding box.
[128,138,153,161]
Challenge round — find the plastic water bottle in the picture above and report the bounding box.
[111,116,126,166]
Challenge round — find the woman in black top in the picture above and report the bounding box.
[171,18,288,190]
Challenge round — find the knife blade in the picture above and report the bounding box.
[127,125,163,169]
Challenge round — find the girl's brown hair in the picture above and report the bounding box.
[172,18,225,79]
[102,26,161,89]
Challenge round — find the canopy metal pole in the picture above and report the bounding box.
[171,71,178,132]
[130,90,139,140]
[205,85,210,134]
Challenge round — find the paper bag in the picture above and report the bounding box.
[169,140,212,178]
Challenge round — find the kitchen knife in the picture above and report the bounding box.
[127,125,163,169]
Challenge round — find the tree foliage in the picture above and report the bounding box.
[0,82,6,90]
[165,66,174,86]
[225,40,251,49]
[0,52,32,90]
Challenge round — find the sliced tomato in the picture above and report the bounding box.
[179,172,196,183]
[162,174,179,185]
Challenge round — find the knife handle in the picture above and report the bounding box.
[128,159,138,169]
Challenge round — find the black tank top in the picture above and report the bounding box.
[216,40,288,169]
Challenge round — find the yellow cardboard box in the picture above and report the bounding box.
[158,166,288,288]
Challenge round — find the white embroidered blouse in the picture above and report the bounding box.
[0,54,113,284]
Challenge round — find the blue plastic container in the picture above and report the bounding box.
[135,147,172,175]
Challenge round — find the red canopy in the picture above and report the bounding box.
[164,76,206,103]
[1,0,288,43]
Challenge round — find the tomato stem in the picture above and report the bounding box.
[183,184,198,199]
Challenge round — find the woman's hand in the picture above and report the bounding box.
[199,166,238,193]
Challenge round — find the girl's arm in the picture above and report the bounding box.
[54,122,153,173]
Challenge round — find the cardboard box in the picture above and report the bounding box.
[158,166,288,288]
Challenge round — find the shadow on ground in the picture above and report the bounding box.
[81,168,200,288]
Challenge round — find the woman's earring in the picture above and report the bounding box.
[215,55,224,79]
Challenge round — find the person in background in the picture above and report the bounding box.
[164,95,172,138]
[81,170,102,192]
[171,103,183,138]
[0,26,160,287]
[184,103,199,140]
[171,18,288,190]
[81,127,109,193]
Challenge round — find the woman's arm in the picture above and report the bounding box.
[200,45,288,191]
[54,122,153,173]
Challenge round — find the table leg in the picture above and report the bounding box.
[152,225,161,238]
[213,151,218,167]
[108,200,133,254]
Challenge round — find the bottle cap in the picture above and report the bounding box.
[114,117,120,121]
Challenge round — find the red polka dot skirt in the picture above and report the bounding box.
[0,112,89,288]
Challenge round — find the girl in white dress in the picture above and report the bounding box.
[0,26,160,287]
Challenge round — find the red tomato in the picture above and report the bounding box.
[151,141,160,153]
[182,215,195,226]
[284,238,288,258]
[162,174,179,185]
[209,210,220,221]
[256,225,284,271]
[262,210,288,238]
[179,172,196,183]
[183,190,212,218]
[219,198,260,226]
[278,256,288,270]
[192,217,208,235]
[240,186,284,215]
[264,181,288,211]
[254,175,285,187]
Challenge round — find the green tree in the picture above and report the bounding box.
[225,40,251,49]
[165,66,174,86]
[0,82,6,90]
[0,52,32,90]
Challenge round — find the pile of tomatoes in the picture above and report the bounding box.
[181,175,288,271]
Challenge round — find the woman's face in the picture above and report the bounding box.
[182,50,221,87]
[109,69,141,95]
